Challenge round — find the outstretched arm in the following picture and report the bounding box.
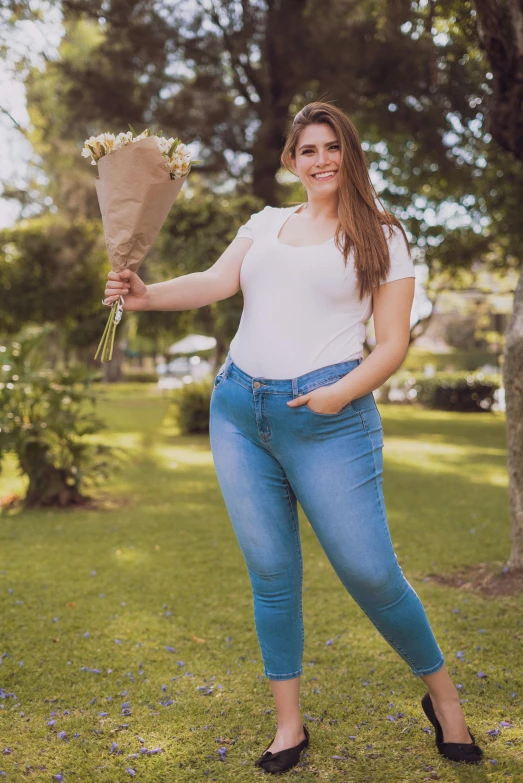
[103,236,253,311]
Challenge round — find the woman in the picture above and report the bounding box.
[103,102,484,772]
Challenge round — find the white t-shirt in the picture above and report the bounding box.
[228,204,415,379]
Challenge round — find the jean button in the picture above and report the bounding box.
[253,381,261,389]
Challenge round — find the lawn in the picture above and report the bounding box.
[0,385,521,782]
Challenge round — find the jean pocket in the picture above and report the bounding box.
[302,376,354,417]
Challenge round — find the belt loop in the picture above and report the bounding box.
[223,352,232,378]
[292,377,299,398]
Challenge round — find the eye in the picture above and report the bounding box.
[330,144,339,149]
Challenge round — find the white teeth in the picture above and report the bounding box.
[313,171,336,179]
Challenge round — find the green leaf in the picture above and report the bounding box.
[99,143,106,157]
[128,124,136,137]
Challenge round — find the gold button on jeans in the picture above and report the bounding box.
[253,381,261,388]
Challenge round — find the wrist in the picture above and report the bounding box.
[142,286,152,311]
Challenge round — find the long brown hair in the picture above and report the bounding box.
[280,101,411,301]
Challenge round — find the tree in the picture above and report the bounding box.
[469,0,523,570]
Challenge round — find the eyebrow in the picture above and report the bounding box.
[298,140,339,151]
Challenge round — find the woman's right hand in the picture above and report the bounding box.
[103,270,148,311]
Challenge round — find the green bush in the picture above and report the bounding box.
[168,376,213,434]
[402,349,498,372]
[0,323,119,508]
[378,370,501,412]
[122,371,159,383]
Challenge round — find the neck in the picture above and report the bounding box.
[301,193,339,220]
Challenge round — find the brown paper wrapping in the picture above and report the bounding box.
[94,135,185,273]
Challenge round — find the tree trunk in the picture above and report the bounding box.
[503,266,523,569]
[20,444,89,508]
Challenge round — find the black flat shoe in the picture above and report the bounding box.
[254,723,310,773]
[421,692,483,764]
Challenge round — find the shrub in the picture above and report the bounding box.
[0,323,118,508]
[122,371,159,383]
[378,370,501,412]
[168,376,213,434]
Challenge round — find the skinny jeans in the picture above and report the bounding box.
[209,353,445,681]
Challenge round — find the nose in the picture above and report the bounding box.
[317,149,331,167]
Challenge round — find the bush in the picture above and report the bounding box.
[0,323,119,508]
[168,376,213,434]
[122,371,159,383]
[378,370,501,412]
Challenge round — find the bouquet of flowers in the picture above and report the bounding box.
[82,126,201,362]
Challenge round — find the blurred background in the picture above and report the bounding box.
[0,1,519,392]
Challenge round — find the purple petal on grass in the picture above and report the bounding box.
[91,570,96,576]
[177,660,185,666]
[348,736,357,740]
[387,716,395,721]
[137,736,145,744]
[110,741,118,753]
[397,712,404,718]
[84,632,90,637]
[456,683,463,689]
[487,729,501,736]
[0,773,6,777]
[489,759,498,764]
[499,721,512,728]
[422,727,432,734]
[52,776,64,782]
[126,769,136,776]
[477,671,488,678]
[57,732,66,740]
[161,684,167,692]
[326,639,333,646]
[332,755,345,760]
[98,712,109,717]
[114,639,122,645]
[53,617,59,623]
[121,702,130,708]
[2,750,12,755]
[165,646,176,653]
[146,748,162,754]
[127,754,139,759]
[48,720,56,727]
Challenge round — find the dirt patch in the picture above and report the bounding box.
[0,492,134,514]
[425,561,523,598]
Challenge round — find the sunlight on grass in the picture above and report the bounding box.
[0,389,520,782]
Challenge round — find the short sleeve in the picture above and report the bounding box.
[235,205,273,241]
[381,224,415,285]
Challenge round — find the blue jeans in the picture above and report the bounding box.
[209,352,445,681]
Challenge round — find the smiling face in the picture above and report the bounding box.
[290,122,341,196]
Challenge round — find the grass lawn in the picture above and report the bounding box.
[0,385,521,782]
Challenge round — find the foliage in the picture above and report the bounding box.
[0,323,118,508]
[378,369,501,412]
[402,348,497,373]
[121,371,159,383]
[0,214,108,348]
[167,376,213,435]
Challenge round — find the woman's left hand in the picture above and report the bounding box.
[286,385,350,415]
